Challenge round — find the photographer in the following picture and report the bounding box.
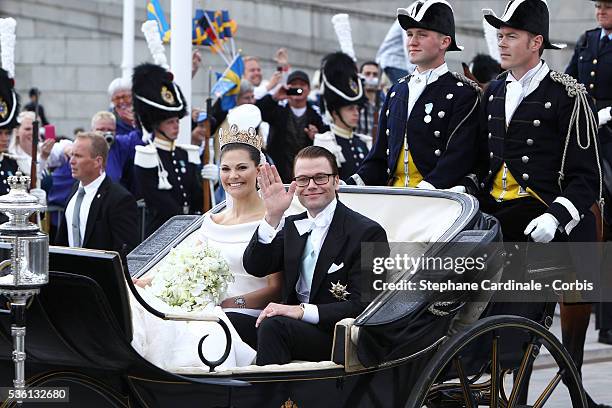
[256,70,327,183]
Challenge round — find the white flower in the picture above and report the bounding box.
[142,244,233,312]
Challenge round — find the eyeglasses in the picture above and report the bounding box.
[293,173,336,187]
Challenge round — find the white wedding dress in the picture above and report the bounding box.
[130,213,267,371]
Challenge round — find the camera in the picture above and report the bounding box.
[103,131,115,146]
[286,88,303,96]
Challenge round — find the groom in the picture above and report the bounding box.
[237,146,388,365]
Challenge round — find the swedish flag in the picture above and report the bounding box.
[147,0,171,43]
[211,55,244,111]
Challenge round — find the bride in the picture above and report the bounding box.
[130,104,281,370]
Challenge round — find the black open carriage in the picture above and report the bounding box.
[0,187,587,407]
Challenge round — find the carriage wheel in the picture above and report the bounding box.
[406,315,587,408]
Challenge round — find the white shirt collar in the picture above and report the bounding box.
[507,61,550,98]
[410,62,449,85]
[294,198,337,236]
[80,172,106,194]
[290,106,307,117]
[601,28,612,40]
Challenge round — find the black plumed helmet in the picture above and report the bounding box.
[132,63,187,133]
[321,52,366,115]
[0,68,20,131]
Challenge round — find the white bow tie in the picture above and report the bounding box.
[294,217,329,236]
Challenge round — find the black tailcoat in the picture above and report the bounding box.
[243,201,389,331]
[350,72,481,188]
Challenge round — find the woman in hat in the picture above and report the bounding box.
[314,52,372,181]
[132,63,203,236]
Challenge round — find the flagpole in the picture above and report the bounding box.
[121,0,135,79]
[170,0,192,145]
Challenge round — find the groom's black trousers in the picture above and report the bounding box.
[227,313,333,365]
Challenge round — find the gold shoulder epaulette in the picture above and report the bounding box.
[549,71,587,98]
[451,72,481,93]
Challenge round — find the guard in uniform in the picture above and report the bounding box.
[313,52,372,181]
[565,0,612,347]
[132,63,202,236]
[348,0,480,190]
[480,2,607,407]
[0,67,19,218]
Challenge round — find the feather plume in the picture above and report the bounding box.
[0,18,17,78]
[141,20,168,69]
[482,17,501,63]
[331,14,356,61]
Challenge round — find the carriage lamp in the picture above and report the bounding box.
[0,172,49,399]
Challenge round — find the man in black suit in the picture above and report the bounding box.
[236,146,388,365]
[56,132,138,263]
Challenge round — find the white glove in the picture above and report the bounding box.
[416,180,436,190]
[598,107,612,127]
[524,213,560,243]
[200,164,219,183]
[446,185,466,193]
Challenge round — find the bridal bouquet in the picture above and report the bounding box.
[146,245,233,312]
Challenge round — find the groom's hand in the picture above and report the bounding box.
[255,302,304,327]
[258,164,297,228]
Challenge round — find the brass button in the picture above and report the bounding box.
[590,84,595,89]
[434,131,441,138]
[434,149,441,157]
[533,120,541,127]
[593,59,598,64]
[580,56,583,61]
[527,139,534,146]
[522,173,529,181]
[386,149,390,155]
[488,133,492,139]
[489,95,494,102]
[446,93,454,100]
[386,129,390,136]
[438,111,445,118]
[386,109,390,116]
[591,71,596,77]
[488,170,492,175]
[490,152,494,158]
[480,182,485,188]
[522,156,529,163]
[390,91,396,98]
[545,102,552,109]
[488,114,492,121]
[387,169,391,175]
[457,82,464,87]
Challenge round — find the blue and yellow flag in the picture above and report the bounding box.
[146,0,171,43]
[220,10,236,39]
[193,9,217,46]
[211,55,244,111]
